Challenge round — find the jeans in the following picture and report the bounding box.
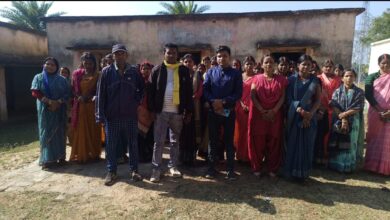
[152,112,183,169]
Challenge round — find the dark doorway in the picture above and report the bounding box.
[271,52,303,63]
[178,51,201,65]
[5,66,41,117]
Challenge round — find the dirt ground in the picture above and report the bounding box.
[0,143,389,220]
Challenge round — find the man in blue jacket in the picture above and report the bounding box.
[203,45,243,180]
[96,44,144,186]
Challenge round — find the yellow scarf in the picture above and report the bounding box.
[164,60,180,105]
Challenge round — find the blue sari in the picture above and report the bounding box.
[31,71,70,165]
[283,73,319,179]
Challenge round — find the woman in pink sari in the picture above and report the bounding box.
[234,56,257,162]
[316,59,342,165]
[248,55,288,177]
[364,54,390,176]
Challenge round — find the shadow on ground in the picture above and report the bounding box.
[46,151,390,215]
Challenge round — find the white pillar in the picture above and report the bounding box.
[0,66,8,121]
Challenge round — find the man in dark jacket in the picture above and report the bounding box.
[148,43,193,183]
[95,44,144,186]
[203,45,243,180]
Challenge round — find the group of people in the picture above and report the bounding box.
[30,42,390,186]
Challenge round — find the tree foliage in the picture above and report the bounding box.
[361,8,390,44]
[0,1,66,32]
[157,1,210,15]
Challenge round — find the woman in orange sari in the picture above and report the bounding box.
[69,52,101,162]
[234,56,257,162]
[316,59,341,165]
[248,55,288,177]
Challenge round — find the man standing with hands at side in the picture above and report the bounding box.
[203,45,243,180]
[148,43,193,183]
[96,44,144,186]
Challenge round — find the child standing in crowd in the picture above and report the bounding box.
[60,67,73,145]
[248,55,288,177]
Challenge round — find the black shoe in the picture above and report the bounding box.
[205,168,217,179]
[130,171,143,182]
[104,171,117,186]
[225,171,237,181]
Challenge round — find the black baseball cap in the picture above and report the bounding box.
[112,44,128,53]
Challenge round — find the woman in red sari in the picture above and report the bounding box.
[234,56,257,162]
[248,55,288,177]
[364,54,390,175]
[316,59,341,165]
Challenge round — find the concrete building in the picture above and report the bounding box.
[42,8,364,71]
[0,22,48,121]
[368,38,390,74]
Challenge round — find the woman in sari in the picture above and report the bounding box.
[138,61,154,163]
[364,54,390,176]
[275,56,290,77]
[69,52,101,163]
[249,55,288,177]
[31,57,70,169]
[283,54,321,181]
[328,69,365,173]
[234,56,257,163]
[315,59,342,165]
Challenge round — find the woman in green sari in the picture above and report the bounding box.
[31,57,71,169]
[328,69,365,173]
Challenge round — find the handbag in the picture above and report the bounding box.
[329,119,351,150]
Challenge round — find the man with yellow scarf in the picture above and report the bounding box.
[148,43,193,183]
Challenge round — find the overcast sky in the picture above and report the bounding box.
[0,1,388,22]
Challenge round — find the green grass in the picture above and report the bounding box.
[0,116,38,150]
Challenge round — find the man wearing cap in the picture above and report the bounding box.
[96,44,145,186]
[148,43,193,183]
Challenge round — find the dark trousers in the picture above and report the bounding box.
[105,119,138,172]
[208,110,235,172]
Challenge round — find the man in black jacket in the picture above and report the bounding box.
[148,43,193,183]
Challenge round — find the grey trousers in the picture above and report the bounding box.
[152,112,183,169]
